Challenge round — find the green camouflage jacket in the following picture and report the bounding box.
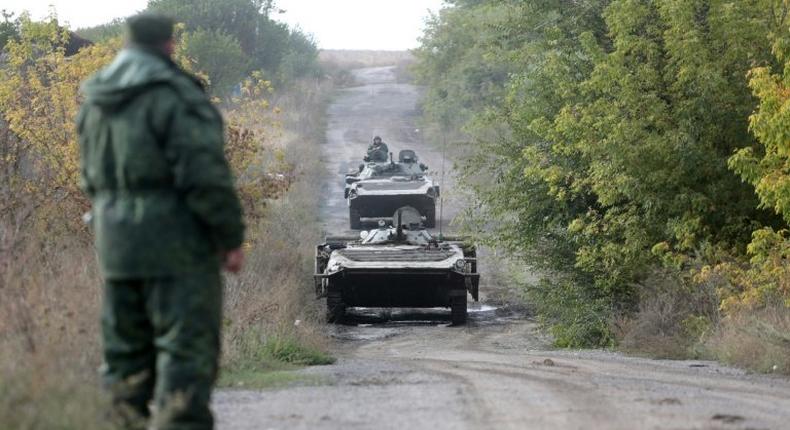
[78,46,244,279]
[366,142,389,162]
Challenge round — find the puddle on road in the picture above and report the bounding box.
[330,326,402,342]
[470,304,499,313]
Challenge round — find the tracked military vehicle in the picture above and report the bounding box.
[314,207,479,325]
[345,150,439,229]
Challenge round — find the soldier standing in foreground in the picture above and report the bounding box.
[77,13,245,430]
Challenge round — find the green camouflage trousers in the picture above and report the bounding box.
[101,272,222,430]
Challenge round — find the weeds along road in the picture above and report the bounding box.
[213,67,790,430]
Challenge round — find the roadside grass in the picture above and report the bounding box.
[220,77,336,380]
[261,333,335,366]
[610,270,790,375]
[523,276,790,376]
[510,258,790,375]
[616,271,719,359]
[707,305,790,374]
[524,277,617,349]
[0,357,114,430]
[218,332,333,390]
[0,242,108,429]
[219,368,328,390]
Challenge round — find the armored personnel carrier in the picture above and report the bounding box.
[345,150,439,229]
[314,208,479,325]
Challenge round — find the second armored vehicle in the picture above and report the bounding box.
[345,150,439,229]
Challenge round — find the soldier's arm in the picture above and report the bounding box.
[76,105,96,198]
[163,97,245,251]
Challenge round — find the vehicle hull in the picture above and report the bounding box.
[318,268,476,308]
[348,194,436,223]
[314,233,478,324]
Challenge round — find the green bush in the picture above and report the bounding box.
[180,28,248,98]
[527,279,615,348]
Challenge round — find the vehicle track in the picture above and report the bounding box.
[214,67,790,430]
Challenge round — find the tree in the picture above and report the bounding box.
[180,28,249,98]
[0,16,118,234]
[0,10,19,50]
[146,0,317,82]
[725,2,790,310]
[148,0,262,52]
[75,18,124,42]
[276,28,320,81]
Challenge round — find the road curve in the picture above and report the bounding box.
[213,67,790,430]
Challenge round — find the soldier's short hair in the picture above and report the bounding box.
[127,13,175,47]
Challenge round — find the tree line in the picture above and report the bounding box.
[2,0,321,98]
[415,0,790,362]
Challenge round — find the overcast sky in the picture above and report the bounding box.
[1,0,445,50]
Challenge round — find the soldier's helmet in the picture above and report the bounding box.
[127,13,175,47]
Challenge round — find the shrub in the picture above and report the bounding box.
[708,305,790,374]
[527,278,615,348]
[617,270,718,359]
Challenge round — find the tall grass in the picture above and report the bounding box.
[616,270,790,375]
[616,271,719,359]
[707,305,790,374]
[0,240,108,429]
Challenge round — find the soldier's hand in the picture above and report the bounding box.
[223,248,245,273]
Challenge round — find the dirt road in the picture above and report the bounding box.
[214,67,790,430]
[318,66,459,234]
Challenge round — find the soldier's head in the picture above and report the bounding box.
[126,13,176,57]
[373,136,382,146]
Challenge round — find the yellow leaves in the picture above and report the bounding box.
[0,16,117,231]
[651,241,670,255]
[1,15,287,232]
[741,54,790,226]
[221,72,287,222]
[706,228,790,314]
[567,218,585,234]
[711,36,790,313]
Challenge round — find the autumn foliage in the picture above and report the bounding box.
[0,18,117,240]
[0,15,291,252]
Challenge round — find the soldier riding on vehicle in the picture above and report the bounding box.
[364,136,389,162]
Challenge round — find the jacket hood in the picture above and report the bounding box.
[81,46,179,109]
